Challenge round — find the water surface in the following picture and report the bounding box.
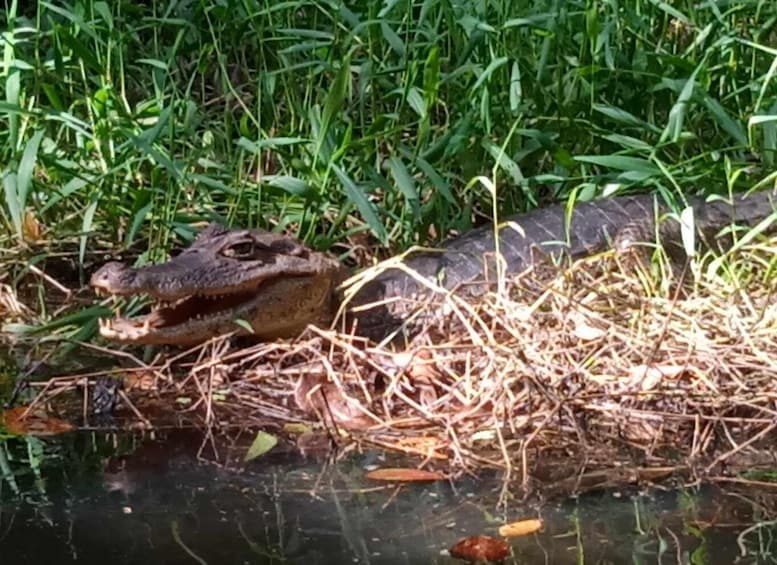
[2,429,776,564]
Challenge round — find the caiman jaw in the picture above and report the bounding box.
[96,273,338,345]
[97,286,266,345]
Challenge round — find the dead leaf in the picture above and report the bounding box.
[365,467,444,482]
[393,436,448,460]
[295,378,375,430]
[449,535,510,563]
[22,209,45,243]
[572,316,607,341]
[124,370,157,391]
[498,518,543,538]
[1,406,73,436]
[626,364,685,391]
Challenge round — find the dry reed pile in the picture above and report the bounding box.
[167,241,777,480]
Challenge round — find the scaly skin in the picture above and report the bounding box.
[91,190,777,344]
[91,223,347,345]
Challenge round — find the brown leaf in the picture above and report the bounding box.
[295,379,375,430]
[365,467,444,482]
[2,406,74,436]
[394,436,448,460]
[124,370,157,391]
[449,535,510,563]
[22,209,45,243]
[498,518,543,538]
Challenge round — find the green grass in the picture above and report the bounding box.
[1,1,776,319]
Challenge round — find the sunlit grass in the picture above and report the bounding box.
[0,1,775,344]
[2,1,776,248]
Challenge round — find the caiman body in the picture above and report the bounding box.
[91,190,777,345]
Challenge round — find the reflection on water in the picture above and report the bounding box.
[1,430,777,564]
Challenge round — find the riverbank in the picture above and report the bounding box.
[5,233,776,492]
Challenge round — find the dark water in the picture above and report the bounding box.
[2,430,777,565]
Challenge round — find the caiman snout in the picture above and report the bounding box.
[89,228,347,345]
[91,262,138,296]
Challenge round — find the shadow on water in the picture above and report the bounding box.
[1,428,777,564]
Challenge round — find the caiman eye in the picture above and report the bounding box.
[222,241,256,258]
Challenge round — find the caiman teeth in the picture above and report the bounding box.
[95,286,263,344]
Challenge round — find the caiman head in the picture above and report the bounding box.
[91,223,347,345]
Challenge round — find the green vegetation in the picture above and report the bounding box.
[3,1,776,254]
[0,0,775,349]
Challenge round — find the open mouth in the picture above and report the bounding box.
[94,268,334,346]
[97,286,262,345]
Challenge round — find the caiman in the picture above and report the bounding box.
[91,190,777,345]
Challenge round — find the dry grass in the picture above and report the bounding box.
[8,238,777,489]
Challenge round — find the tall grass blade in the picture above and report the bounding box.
[574,155,660,175]
[80,195,99,264]
[317,54,352,166]
[16,130,45,219]
[2,0,20,152]
[386,157,419,219]
[3,172,21,237]
[333,164,386,243]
